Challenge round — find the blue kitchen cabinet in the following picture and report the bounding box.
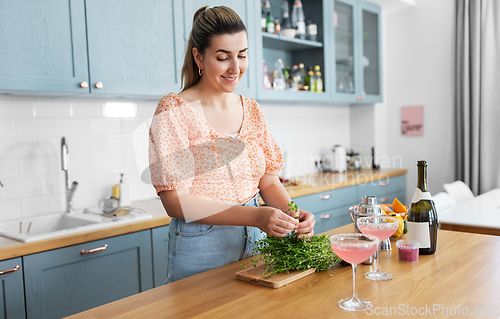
[326,0,382,103]
[182,0,257,98]
[85,0,184,98]
[23,230,153,319]
[0,258,26,319]
[0,0,89,94]
[0,0,184,98]
[151,226,169,287]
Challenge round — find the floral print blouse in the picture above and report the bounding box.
[149,93,283,204]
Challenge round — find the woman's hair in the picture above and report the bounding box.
[180,6,247,91]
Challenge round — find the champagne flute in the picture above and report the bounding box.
[357,216,399,281]
[330,233,380,311]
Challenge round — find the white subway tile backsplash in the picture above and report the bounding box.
[0,97,35,118]
[34,99,72,117]
[108,135,134,152]
[0,138,38,159]
[92,152,123,171]
[68,153,94,173]
[16,118,55,137]
[0,119,16,138]
[0,177,40,200]
[39,174,64,196]
[0,199,22,222]
[136,101,158,118]
[55,118,91,136]
[0,158,19,179]
[18,156,59,177]
[71,100,104,118]
[121,118,146,134]
[21,194,63,217]
[91,118,121,135]
[72,135,108,154]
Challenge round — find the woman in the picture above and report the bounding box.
[149,5,315,283]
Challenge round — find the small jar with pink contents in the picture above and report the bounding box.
[396,239,419,262]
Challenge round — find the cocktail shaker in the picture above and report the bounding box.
[349,195,392,264]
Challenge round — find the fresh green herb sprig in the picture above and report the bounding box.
[247,201,342,278]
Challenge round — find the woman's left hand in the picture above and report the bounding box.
[290,208,315,237]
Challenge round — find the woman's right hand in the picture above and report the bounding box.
[255,206,300,237]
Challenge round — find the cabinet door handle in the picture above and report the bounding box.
[320,194,331,200]
[95,82,104,89]
[0,265,20,276]
[379,179,389,186]
[81,244,108,255]
[80,81,89,88]
[380,197,390,203]
[320,214,332,219]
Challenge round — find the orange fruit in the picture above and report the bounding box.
[392,198,408,214]
[380,204,391,214]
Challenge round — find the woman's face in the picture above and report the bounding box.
[194,31,248,93]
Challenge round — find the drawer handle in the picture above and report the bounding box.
[81,244,108,255]
[320,214,332,219]
[380,197,390,203]
[0,265,20,276]
[320,194,331,200]
[379,180,389,186]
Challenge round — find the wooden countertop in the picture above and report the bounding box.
[0,168,406,260]
[68,224,500,319]
[284,168,407,198]
[0,199,170,260]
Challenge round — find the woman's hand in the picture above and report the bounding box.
[256,206,299,237]
[289,208,316,238]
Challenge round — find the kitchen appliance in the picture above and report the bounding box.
[331,145,347,172]
[349,196,392,264]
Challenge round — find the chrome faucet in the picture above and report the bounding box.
[61,137,78,213]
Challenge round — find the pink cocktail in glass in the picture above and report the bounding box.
[330,233,380,311]
[357,216,398,281]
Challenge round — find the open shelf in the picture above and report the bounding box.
[262,32,323,51]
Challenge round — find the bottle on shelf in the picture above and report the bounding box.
[306,19,318,41]
[262,61,272,90]
[281,0,292,30]
[262,0,272,32]
[272,59,286,90]
[298,63,306,90]
[291,0,306,39]
[284,66,291,88]
[274,18,281,35]
[266,12,274,34]
[290,64,299,91]
[407,160,439,255]
[307,67,315,92]
[314,65,323,92]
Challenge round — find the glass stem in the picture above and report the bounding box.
[352,263,358,300]
[375,242,382,272]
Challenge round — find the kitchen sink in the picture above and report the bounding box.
[0,210,153,242]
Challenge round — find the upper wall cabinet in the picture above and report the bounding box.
[0,0,184,98]
[327,0,382,103]
[181,0,257,98]
[0,0,89,94]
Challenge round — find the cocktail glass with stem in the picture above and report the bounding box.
[330,233,380,311]
[357,216,398,281]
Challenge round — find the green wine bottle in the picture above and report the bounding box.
[407,160,439,255]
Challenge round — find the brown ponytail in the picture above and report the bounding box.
[180,6,247,92]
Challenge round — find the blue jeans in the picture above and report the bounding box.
[165,195,265,284]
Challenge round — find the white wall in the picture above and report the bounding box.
[0,96,351,221]
[383,0,456,202]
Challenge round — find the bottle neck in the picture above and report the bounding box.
[417,164,428,192]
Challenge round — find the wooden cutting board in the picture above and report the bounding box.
[236,262,315,288]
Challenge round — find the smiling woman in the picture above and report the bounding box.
[148,5,316,284]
